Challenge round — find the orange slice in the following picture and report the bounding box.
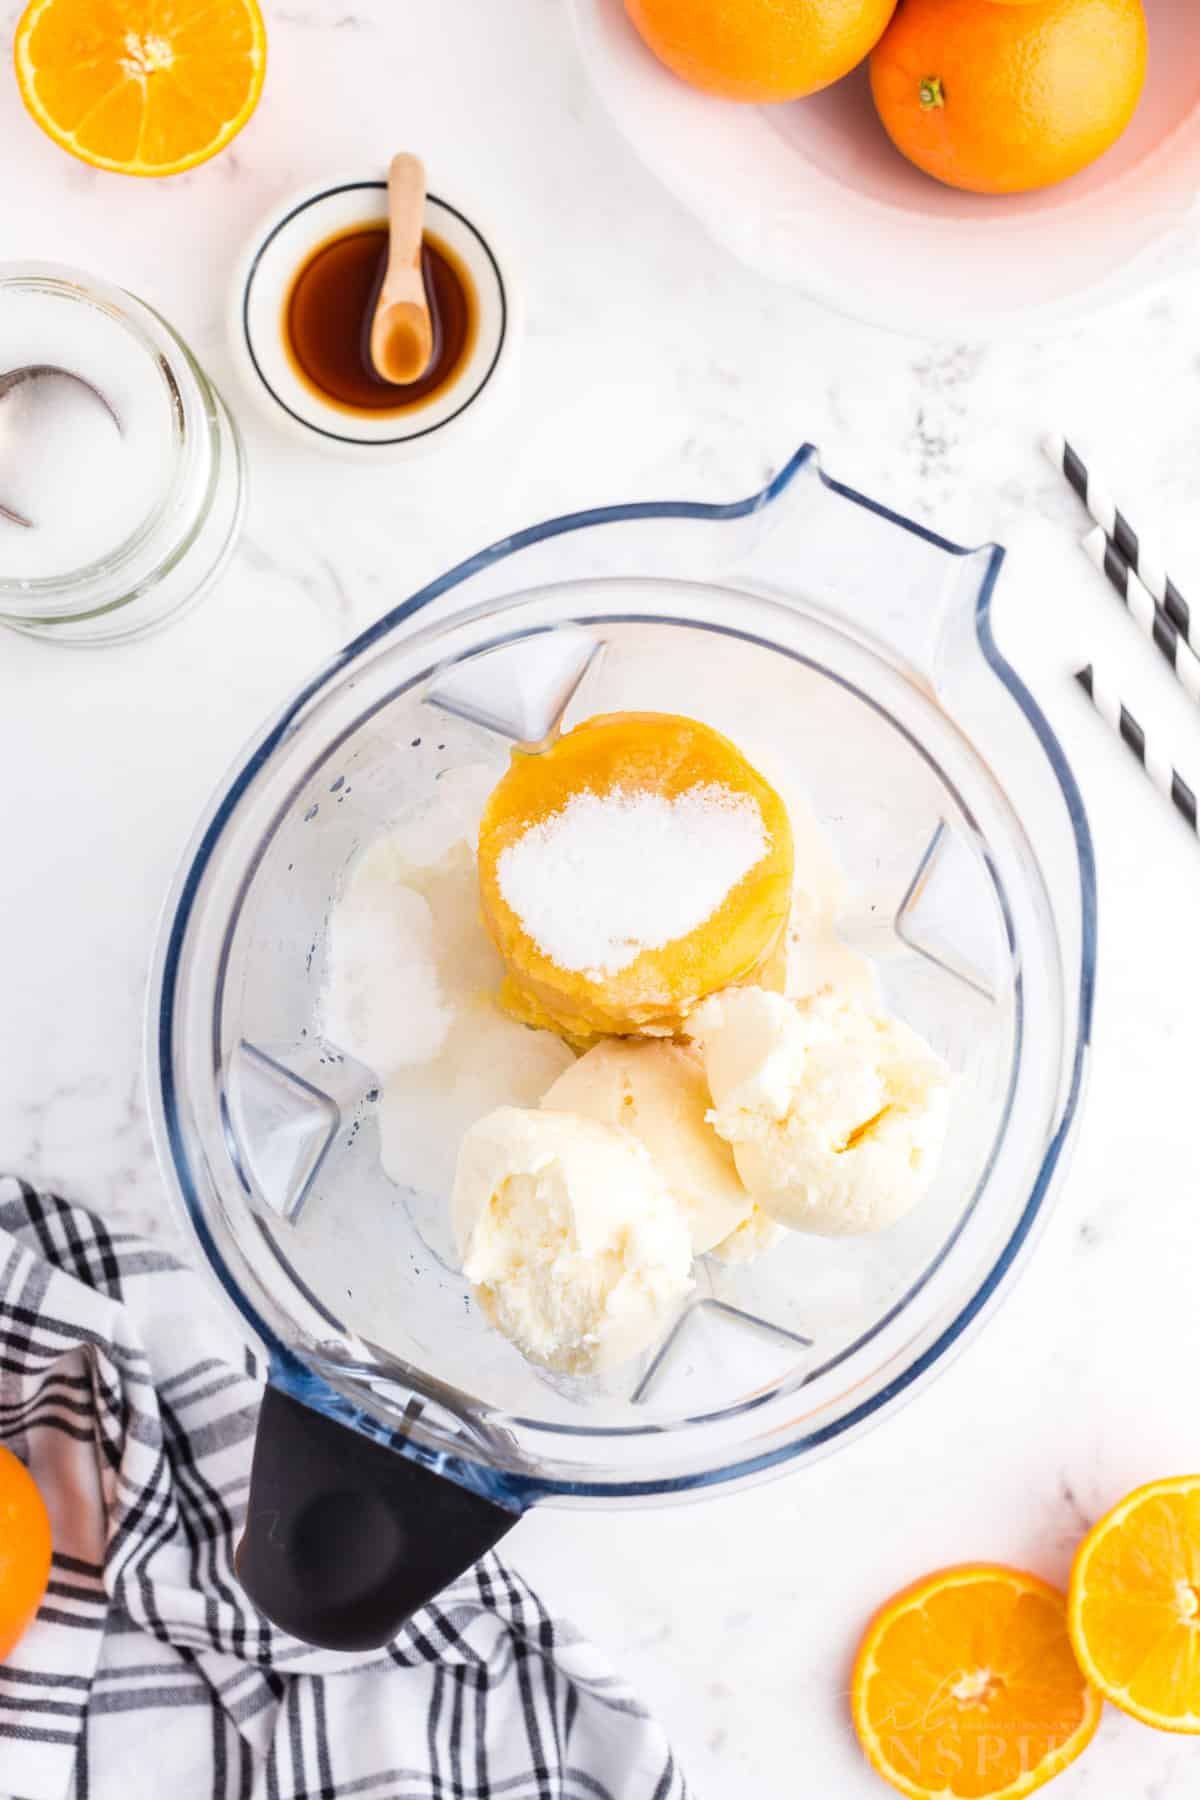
[1069,1474,1200,1732]
[14,0,266,178]
[852,1564,1102,1799]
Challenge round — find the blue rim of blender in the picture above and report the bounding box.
[153,443,1097,1506]
[241,183,507,447]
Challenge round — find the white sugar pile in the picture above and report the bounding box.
[324,764,497,1074]
[496,783,769,977]
[0,285,174,580]
[325,858,451,1073]
[322,767,574,1203]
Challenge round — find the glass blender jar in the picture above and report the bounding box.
[148,446,1095,1648]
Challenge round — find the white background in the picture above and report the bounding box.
[3,2,1200,1794]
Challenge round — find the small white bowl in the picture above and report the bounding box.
[228,177,518,458]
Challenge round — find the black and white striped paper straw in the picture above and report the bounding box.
[1075,663,1198,833]
[1046,433,1196,652]
[1081,525,1200,706]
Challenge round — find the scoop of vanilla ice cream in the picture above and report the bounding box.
[693,988,951,1236]
[453,1107,693,1373]
[540,1038,751,1253]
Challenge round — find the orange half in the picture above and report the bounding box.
[14,0,266,177]
[852,1564,1102,1799]
[1069,1474,1200,1733]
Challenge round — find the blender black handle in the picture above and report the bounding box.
[236,1386,520,1650]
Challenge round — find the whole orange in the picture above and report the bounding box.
[869,0,1148,195]
[0,1447,52,1660]
[623,0,899,103]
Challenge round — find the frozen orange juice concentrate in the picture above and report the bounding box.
[477,712,794,1043]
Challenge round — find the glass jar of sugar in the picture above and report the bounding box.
[0,264,245,644]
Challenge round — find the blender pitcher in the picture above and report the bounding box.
[148,445,1095,1649]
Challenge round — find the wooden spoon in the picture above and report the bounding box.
[368,154,434,386]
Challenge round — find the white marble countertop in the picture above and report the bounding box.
[4,2,1200,1794]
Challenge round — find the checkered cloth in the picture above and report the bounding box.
[0,1179,690,1800]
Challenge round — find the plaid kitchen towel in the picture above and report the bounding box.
[0,1178,690,1800]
